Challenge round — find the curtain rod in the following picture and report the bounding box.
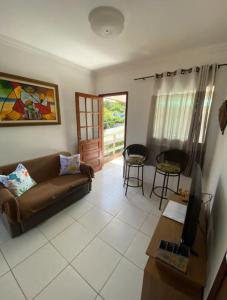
[134,63,227,81]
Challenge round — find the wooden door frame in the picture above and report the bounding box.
[75,92,103,171]
[99,91,128,149]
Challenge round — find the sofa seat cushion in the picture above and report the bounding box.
[18,174,89,220]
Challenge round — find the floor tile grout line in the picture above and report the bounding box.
[70,262,102,295]
[37,218,76,241]
[97,234,130,257]
[39,218,83,243]
[0,227,146,298]
[48,232,97,265]
[0,248,10,277]
[0,268,9,279]
[39,205,113,246]
[97,237,148,296]
[1,240,49,271]
[86,187,154,216]
[0,248,28,299]
[0,201,157,282]
[97,227,151,270]
[139,213,161,233]
[82,200,121,217]
[122,255,148,271]
[91,197,156,219]
[97,220,149,277]
[96,293,105,300]
[41,190,146,243]
[11,269,28,300]
[0,161,172,299]
[44,207,149,297]
[70,212,115,256]
[32,263,70,300]
[94,253,125,296]
[0,247,28,300]
[48,214,115,267]
[0,221,83,275]
[77,206,114,220]
[114,215,148,231]
[97,223,142,262]
[65,203,95,222]
[98,253,126,296]
[49,195,151,297]
[39,219,122,298]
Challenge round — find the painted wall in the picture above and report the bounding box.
[94,42,227,183]
[95,43,227,142]
[0,36,227,297]
[94,43,227,298]
[203,67,227,298]
[203,67,227,197]
[0,39,94,165]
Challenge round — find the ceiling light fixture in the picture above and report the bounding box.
[88,6,124,38]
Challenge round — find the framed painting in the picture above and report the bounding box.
[0,72,61,126]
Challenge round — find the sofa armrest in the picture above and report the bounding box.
[0,188,21,223]
[80,163,94,179]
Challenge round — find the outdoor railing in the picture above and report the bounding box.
[104,126,125,157]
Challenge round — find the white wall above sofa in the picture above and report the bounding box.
[0,37,94,165]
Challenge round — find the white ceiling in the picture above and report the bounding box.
[1,0,227,70]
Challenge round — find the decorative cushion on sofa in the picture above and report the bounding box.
[59,154,80,175]
[0,164,36,197]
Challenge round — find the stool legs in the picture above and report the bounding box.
[125,165,131,196]
[165,174,169,196]
[123,163,128,186]
[124,164,144,196]
[177,174,180,193]
[137,166,140,187]
[142,165,144,195]
[151,169,182,210]
[159,173,167,210]
[150,167,157,198]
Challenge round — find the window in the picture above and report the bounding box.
[153,86,214,143]
[153,90,196,142]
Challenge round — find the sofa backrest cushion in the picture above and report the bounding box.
[0,152,70,184]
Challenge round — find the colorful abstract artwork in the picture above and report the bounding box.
[0,72,61,126]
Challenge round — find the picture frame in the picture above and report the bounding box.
[0,72,61,126]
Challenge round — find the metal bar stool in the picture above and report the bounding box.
[123,144,148,196]
[150,149,189,210]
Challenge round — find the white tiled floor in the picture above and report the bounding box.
[0,158,190,300]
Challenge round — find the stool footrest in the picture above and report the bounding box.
[152,186,177,197]
[124,163,144,196]
[150,167,181,210]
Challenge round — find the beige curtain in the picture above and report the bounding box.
[146,64,217,175]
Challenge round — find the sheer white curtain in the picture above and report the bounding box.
[146,65,216,174]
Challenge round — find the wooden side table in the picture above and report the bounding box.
[141,193,207,300]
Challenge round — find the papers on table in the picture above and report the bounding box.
[162,200,187,224]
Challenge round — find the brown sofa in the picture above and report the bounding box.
[0,152,94,237]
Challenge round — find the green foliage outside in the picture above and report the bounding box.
[104,100,125,129]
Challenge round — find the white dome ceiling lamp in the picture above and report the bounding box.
[88,6,124,38]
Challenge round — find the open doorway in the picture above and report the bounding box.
[100,92,128,163]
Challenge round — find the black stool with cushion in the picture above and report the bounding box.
[123,144,148,196]
[150,149,189,210]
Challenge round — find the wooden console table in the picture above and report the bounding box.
[141,194,207,300]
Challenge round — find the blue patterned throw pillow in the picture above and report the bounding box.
[59,154,80,175]
[0,164,36,197]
